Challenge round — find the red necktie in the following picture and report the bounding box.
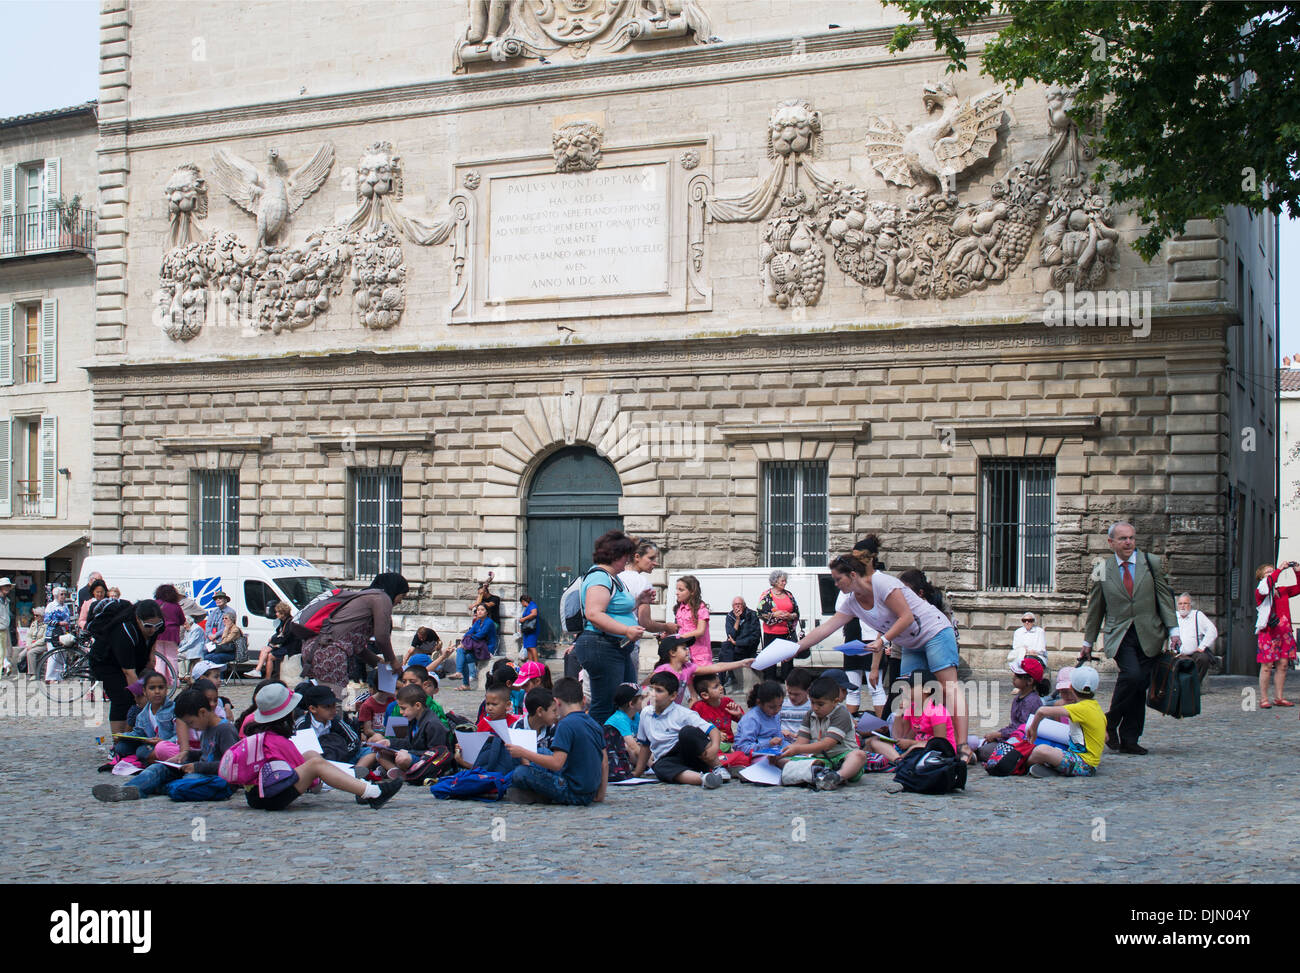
[1122,562,1134,596]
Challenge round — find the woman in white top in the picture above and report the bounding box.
[1008,612,1047,664]
[798,549,971,762]
[616,539,675,682]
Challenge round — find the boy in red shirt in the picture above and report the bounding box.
[691,674,744,744]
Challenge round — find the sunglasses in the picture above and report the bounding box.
[141,619,165,631]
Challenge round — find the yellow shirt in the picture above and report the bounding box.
[1064,699,1106,768]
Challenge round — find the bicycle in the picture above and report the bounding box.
[33,631,179,706]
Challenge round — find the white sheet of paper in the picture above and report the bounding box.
[158,760,186,769]
[291,728,323,755]
[856,713,890,735]
[111,761,143,776]
[488,719,539,753]
[610,775,659,785]
[377,666,398,693]
[751,637,801,671]
[384,715,408,736]
[1035,717,1072,745]
[456,731,493,766]
[487,719,512,739]
[739,757,783,786]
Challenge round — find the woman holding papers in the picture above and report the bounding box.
[796,544,971,763]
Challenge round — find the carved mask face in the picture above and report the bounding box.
[358,152,397,198]
[553,125,602,172]
[165,169,204,214]
[768,103,820,157]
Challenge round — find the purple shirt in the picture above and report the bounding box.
[996,690,1042,740]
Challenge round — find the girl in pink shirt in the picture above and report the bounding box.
[673,576,713,669]
[864,682,955,761]
[652,639,752,705]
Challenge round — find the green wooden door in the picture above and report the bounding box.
[525,447,623,645]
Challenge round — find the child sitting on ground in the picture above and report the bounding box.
[520,687,560,751]
[781,675,871,790]
[357,672,395,736]
[94,688,238,802]
[504,677,607,805]
[691,673,744,746]
[865,679,956,762]
[227,683,402,810]
[476,680,522,733]
[1024,665,1104,778]
[113,670,176,763]
[978,656,1044,762]
[604,683,644,766]
[734,680,787,765]
[633,671,728,788]
[376,684,450,779]
[294,684,384,768]
[652,638,752,705]
[513,661,552,710]
[780,668,813,741]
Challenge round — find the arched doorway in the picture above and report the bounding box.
[525,446,623,645]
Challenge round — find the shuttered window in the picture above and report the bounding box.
[348,467,402,578]
[981,459,1056,591]
[191,470,239,555]
[763,461,828,568]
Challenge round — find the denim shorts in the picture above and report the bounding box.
[900,627,959,677]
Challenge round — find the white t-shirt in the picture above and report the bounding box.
[834,572,951,651]
[1176,610,1217,654]
[616,571,653,650]
[1009,625,1047,662]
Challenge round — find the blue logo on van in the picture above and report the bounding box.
[262,557,311,570]
[189,577,223,610]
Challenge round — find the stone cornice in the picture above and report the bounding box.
[945,416,1102,440]
[718,421,869,442]
[106,19,1015,150]
[309,432,436,453]
[158,435,269,453]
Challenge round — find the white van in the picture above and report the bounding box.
[665,567,848,667]
[77,555,333,647]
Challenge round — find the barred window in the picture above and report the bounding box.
[348,467,402,578]
[981,458,1055,591]
[763,461,828,568]
[191,470,239,555]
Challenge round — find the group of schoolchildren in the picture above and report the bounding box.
[90,638,1107,809]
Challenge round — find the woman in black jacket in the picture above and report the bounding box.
[89,599,164,735]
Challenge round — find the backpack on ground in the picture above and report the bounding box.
[286,588,369,642]
[404,746,454,783]
[429,769,513,801]
[561,566,625,634]
[984,740,1029,777]
[603,724,635,782]
[164,774,234,802]
[892,738,968,794]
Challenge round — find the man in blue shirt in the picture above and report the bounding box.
[503,677,607,805]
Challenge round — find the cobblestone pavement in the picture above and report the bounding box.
[3,673,1298,883]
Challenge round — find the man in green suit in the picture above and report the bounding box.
[1079,521,1180,755]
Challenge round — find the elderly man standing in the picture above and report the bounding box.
[1175,593,1219,684]
[1080,521,1180,755]
[0,578,14,678]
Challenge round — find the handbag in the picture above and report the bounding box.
[257,759,299,798]
[463,635,491,662]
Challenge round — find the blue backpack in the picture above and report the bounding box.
[429,770,513,802]
[165,774,234,802]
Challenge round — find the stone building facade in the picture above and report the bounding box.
[91,1,1275,672]
[0,102,98,607]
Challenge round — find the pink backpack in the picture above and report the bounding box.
[218,731,304,788]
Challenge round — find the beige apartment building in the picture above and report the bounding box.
[89,1,1275,671]
[0,102,97,614]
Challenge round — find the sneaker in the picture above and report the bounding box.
[93,784,141,802]
[357,779,403,809]
[504,786,541,804]
[701,771,723,789]
[1027,764,1057,777]
[814,768,843,791]
[713,766,731,782]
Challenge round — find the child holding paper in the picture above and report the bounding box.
[978,657,1044,761]
[652,638,751,705]
[377,684,450,779]
[1025,666,1105,778]
[504,677,607,805]
[113,670,177,763]
[691,673,744,744]
[864,680,955,762]
[634,671,728,788]
[521,687,560,751]
[734,681,787,764]
[779,668,813,741]
[781,676,870,790]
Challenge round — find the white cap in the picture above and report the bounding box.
[1071,665,1100,695]
[0,577,12,587]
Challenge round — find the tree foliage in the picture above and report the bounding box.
[883,1,1300,260]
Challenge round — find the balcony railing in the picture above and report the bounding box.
[16,481,40,517]
[0,206,95,259]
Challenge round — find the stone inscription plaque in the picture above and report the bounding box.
[487,163,669,303]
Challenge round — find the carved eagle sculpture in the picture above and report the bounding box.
[865,83,1005,200]
[209,144,334,248]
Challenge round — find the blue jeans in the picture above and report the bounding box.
[129,762,182,796]
[575,630,627,724]
[511,763,594,806]
[202,648,236,665]
[456,647,478,688]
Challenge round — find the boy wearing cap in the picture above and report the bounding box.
[1024,666,1105,777]
[505,677,607,805]
[978,657,1045,761]
[294,684,371,764]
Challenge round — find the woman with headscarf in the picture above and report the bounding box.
[301,573,409,700]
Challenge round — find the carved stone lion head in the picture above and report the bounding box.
[767,100,822,159]
[357,141,402,201]
[552,122,604,173]
[164,164,207,218]
[922,81,958,114]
